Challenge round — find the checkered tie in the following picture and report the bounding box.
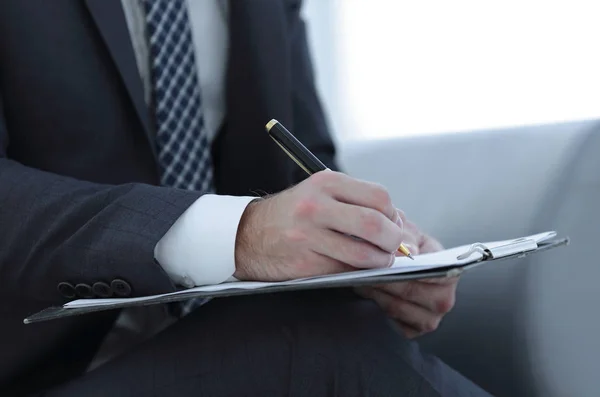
[143,0,212,316]
[143,0,214,193]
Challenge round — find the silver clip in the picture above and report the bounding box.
[456,243,493,260]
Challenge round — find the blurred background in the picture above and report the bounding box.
[301,1,599,396]
[303,0,599,141]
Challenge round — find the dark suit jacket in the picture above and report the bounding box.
[0,0,337,394]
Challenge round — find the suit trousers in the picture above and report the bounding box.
[42,289,492,397]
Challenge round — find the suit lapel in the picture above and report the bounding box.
[84,0,156,158]
[84,0,295,193]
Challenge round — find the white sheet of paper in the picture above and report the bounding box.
[64,231,555,309]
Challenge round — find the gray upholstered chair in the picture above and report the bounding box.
[338,119,600,396]
[419,122,600,397]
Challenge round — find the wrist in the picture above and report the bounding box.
[233,198,263,280]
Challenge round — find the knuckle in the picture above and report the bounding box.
[369,183,393,213]
[436,294,456,314]
[360,210,384,238]
[352,245,373,264]
[422,318,441,333]
[309,170,338,189]
[292,197,320,219]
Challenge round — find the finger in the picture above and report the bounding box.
[357,285,431,338]
[419,233,444,254]
[419,275,460,285]
[395,321,423,339]
[313,171,398,222]
[360,287,442,334]
[287,251,354,279]
[310,252,356,275]
[395,226,420,256]
[375,281,456,314]
[404,221,422,246]
[394,219,421,256]
[395,208,407,225]
[312,229,395,269]
[391,209,404,232]
[320,199,404,254]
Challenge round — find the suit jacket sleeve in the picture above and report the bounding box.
[0,95,202,305]
[287,0,341,182]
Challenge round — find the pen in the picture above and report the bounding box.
[265,119,414,260]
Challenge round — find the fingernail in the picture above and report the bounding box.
[388,254,395,267]
[394,210,404,230]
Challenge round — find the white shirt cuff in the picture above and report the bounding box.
[154,194,256,287]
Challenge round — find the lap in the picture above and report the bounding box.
[44,289,491,397]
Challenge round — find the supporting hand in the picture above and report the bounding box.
[356,218,459,338]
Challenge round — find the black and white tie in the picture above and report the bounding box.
[143,0,214,193]
[143,0,212,316]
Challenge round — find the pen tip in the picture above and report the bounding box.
[265,119,278,132]
[408,253,414,260]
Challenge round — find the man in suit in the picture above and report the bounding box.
[0,0,492,395]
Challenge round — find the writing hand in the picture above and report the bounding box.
[233,170,405,281]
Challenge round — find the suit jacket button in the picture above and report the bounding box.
[111,279,131,297]
[57,282,76,299]
[92,282,113,298]
[75,283,94,298]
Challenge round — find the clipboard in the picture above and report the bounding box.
[23,231,569,324]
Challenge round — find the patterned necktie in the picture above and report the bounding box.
[143,0,212,316]
[143,0,214,193]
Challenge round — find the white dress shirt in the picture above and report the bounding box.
[90,0,254,370]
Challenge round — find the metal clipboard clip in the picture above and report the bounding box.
[456,238,539,261]
[456,243,493,261]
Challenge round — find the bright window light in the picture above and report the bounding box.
[324,0,600,140]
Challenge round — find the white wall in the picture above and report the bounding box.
[303,0,600,141]
[301,0,342,141]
